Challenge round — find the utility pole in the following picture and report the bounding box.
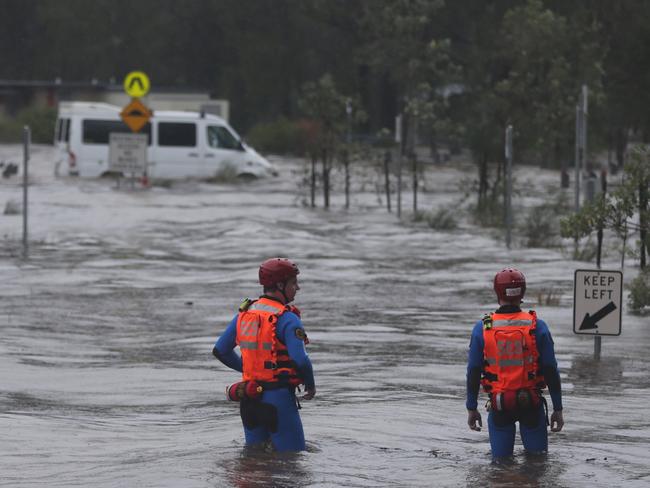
[22,126,31,259]
[505,125,513,249]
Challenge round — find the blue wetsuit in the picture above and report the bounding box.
[213,297,315,452]
[466,305,563,458]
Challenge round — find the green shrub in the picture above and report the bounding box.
[246,117,305,155]
[521,193,570,248]
[628,269,650,314]
[469,196,504,228]
[413,208,459,230]
[0,114,22,143]
[0,106,57,143]
[16,106,57,143]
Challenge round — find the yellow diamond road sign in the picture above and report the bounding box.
[123,71,150,98]
[120,98,152,133]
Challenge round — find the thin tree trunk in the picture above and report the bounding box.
[384,150,392,213]
[344,150,350,210]
[322,148,330,209]
[478,152,489,206]
[412,151,418,214]
[310,154,316,208]
[615,127,628,173]
[640,179,648,269]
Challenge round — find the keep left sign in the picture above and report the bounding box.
[573,269,623,336]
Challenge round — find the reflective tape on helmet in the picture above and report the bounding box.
[505,287,522,297]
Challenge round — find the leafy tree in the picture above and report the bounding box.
[298,74,363,208]
[359,0,455,215]
[560,145,650,268]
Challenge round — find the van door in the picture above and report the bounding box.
[151,121,202,179]
[204,124,246,178]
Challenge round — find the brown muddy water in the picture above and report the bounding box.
[1,145,649,487]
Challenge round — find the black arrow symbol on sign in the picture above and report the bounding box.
[580,301,617,330]
[129,77,144,91]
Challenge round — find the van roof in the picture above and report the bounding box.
[57,101,227,124]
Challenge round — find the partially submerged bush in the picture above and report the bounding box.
[413,207,459,230]
[469,196,504,228]
[0,105,57,143]
[521,193,570,248]
[628,269,650,314]
[246,117,305,156]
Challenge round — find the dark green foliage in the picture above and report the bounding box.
[521,192,570,248]
[0,106,56,143]
[414,208,459,230]
[628,269,650,314]
[246,118,306,156]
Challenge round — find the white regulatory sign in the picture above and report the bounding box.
[573,269,623,336]
[109,132,147,174]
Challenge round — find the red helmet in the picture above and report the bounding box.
[259,258,299,286]
[494,268,526,302]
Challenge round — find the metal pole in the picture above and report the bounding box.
[505,125,513,249]
[575,103,581,212]
[581,85,599,360]
[22,126,30,258]
[582,85,588,171]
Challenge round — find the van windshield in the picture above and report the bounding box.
[83,119,152,145]
[207,125,241,150]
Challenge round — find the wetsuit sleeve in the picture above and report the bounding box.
[536,319,563,411]
[212,314,243,373]
[279,313,315,390]
[466,321,485,410]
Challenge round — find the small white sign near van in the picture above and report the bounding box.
[109,133,147,174]
[54,102,276,181]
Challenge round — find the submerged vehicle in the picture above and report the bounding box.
[54,101,276,180]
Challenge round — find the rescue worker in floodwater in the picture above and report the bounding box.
[212,258,315,451]
[466,268,564,459]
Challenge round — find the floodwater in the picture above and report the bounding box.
[1,145,649,487]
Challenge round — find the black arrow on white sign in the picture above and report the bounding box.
[579,301,617,330]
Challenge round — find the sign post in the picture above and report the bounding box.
[117,71,152,187]
[573,269,623,360]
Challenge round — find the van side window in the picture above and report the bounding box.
[207,125,241,150]
[158,122,196,147]
[55,118,70,142]
[63,119,70,142]
[83,120,151,144]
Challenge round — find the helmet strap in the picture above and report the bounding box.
[277,281,289,304]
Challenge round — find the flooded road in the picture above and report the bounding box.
[1,145,649,487]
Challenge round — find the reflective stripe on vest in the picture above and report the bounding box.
[239,341,273,351]
[491,319,533,327]
[249,302,282,313]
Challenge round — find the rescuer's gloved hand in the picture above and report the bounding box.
[302,387,316,400]
[550,410,564,432]
[468,409,482,431]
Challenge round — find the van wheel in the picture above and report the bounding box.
[100,170,124,178]
[237,173,257,182]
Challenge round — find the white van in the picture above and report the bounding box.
[53,101,276,180]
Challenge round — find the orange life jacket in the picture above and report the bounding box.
[481,310,546,395]
[235,297,303,386]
